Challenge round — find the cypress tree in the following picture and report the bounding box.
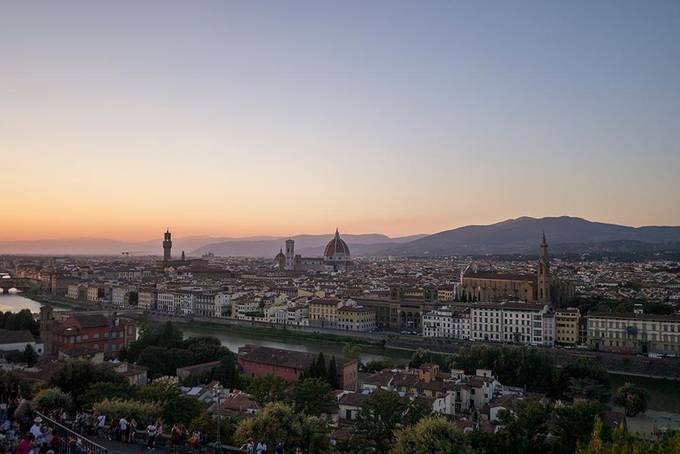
[327,356,339,389]
[316,352,327,379]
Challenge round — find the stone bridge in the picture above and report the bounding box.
[0,277,39,293]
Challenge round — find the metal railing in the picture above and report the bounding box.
[34,411,108,454]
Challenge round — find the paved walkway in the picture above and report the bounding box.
[613,406,680,439]
[95,436,241,454]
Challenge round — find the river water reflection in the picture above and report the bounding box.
[0,292,43,312]
[181,325,409,365]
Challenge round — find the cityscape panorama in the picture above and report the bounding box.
[1,2,680,454]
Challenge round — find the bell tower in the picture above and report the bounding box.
[538,232,551,305]
[163,229,172,262]
[285,238,295,270]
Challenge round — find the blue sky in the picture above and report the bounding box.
[1,1,679,239]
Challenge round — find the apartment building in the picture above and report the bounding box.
[87,285,109,303]
[437,285,458,302]
[422,306,470,339]
[308,298,343,328]
[470,302,555,347]
[138,288,157,311]
[337,305,376,332]
[157,291,177,314]
[286,305,309,326]
[67,284,86,301]
[111,286,137,307]
[587,311,680,355]
[555,308,581,345]
[193,291,229,318]
[232,296,263,320]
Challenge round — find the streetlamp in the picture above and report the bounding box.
[214,384,224,454]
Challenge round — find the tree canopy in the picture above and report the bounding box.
[50,360,125,407]
[233,402,331,452]
[392,416,472,454]
[352,390,409,454]
[0,309,39,336]
[614,383,649,417]
[128,322,237,379]
[244,374,287,406]
[290,378,336,417]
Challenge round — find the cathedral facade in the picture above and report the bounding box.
[273,229,352,272]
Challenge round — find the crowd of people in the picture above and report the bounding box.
[240,440,305,454]
[0,400,207,454]
[44,409,205,452]
[0,407,81,454]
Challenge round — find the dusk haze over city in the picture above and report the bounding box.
[1,1,680,454]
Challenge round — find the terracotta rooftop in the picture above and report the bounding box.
[238,345,354,370]
[0,329,36,345]
[464,272,536,282]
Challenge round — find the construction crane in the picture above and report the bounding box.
[121,251,150,262]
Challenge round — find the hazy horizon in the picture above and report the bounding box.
[2,1,679,241]
[2,214,680,243]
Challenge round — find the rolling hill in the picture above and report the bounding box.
[380,216,680,256]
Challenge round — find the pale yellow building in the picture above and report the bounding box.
[555,308,580,345]
[138,288,158,311]
[337,306,376,332]
[437,286,457,302]
[297,288,326,298]
[309,298,342,328]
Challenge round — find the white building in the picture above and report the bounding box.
[470,302,554,347]
[177,291,195,315]
[193,291,227,318]
[265,305,288,325]
[286,305,309,326]
[111,286,136,307]
[157,291,177,314]
[422,306,470,339]
[215,293,231,318]
[587,311,680,355]
[232,297,263,320]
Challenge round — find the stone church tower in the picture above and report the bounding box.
[163,229,172,262]
[537,233,551,304]
[285,238,295,270]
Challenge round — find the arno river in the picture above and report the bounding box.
[0,292,403,364]
[0,292,43,313]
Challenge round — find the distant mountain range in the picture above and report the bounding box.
[1,216,679,257]
[379,216,680,256]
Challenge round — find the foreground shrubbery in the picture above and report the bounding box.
[33,387,73,413]
[92,398,162,425]
[233,402,331,453]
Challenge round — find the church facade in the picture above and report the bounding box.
[459,235,572,306]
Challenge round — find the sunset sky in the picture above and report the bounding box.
[2,1,679,241]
